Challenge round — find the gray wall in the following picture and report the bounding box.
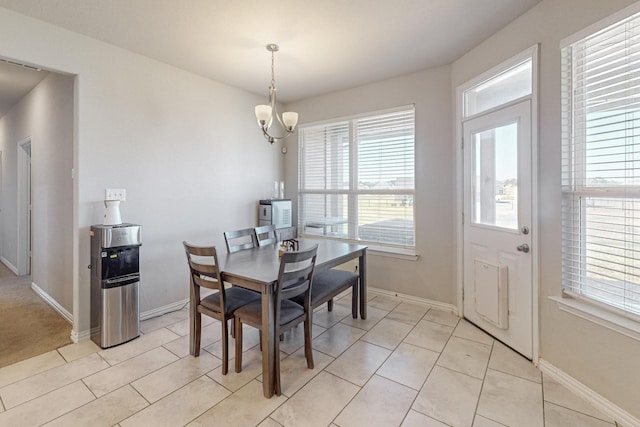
[284,65,454,304]
[451,0,640,418]
[0,72,74,311]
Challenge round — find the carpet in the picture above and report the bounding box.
[0,269,72,368]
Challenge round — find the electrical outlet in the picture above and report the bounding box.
[105,188,126,201]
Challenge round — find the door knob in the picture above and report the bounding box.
[517,244,530,253]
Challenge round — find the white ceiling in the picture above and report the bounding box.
[0,0,541,108]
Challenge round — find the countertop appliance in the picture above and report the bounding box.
[90,223,141,348]
[259,199,292,229]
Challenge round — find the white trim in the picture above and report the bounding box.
[30,280,74,347]
[538,359,640,427]
[550,295,640,342]
[367,248,418,261]
[560,2,640,48]
[369,286,458,315]
[140,298,189,321]
[1,256,18,275]
[70,328,90,343]
[460,46,538,119]
[30,281,73,324]
[456,44,540,362]
[17,137,31,276]
[298,233,419,259]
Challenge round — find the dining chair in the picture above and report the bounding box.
[292,268,359,318]
[233,244,318,395]
[224,228,257,253]
[254,224,277,247]
[275,226,297,241]
[183,241,260,374]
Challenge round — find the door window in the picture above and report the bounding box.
[472,122,518,230]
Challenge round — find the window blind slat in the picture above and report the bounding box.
[562,12,640,317]
[299,108,415,247]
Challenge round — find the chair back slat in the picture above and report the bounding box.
[255,224,277,247]
[275,245,318,315]
[183,241,224,296]
[224,228,257,253]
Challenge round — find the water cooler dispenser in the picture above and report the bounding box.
[90,224,142,348]
[259,199,292,228]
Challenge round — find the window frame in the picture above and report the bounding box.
[297,105,417,256]
[559,2,640,337]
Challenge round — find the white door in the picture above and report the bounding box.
[463,100,532,358]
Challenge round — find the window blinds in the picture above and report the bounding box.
[562,12,640,317]
[298,107,415,247]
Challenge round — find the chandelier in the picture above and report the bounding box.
[255,44,298,144]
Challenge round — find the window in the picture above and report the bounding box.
[464,58,532,117]
[298,107,415,250]
[561,10,640,318]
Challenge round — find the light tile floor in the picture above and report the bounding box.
[0,292,619,427]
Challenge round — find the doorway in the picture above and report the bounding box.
[18,138,31,276]
[457,46,538,360]
[462,101,533,358]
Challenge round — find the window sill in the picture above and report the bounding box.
[366,245,418,260]
[549,295,640,342]
[299,234,419,260]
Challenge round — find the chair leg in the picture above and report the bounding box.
[221,316,229,375]
[231,320,235,338]
[193,312,202,357]
[234,317,243,373]
[351,280,358,319]
[304,318,314,369]
[327,298,333,312]
[275,328,282,396]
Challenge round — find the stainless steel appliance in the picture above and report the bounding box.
[90,223,141,348]
[259,199,292,229]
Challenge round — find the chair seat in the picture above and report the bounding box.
[200,287,260,314]
[292,269,358,307]
[235,299,304,326]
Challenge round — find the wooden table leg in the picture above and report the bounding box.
[359,249,367,319]
[261,283,276,397]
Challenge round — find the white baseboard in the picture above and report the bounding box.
[538,359,640,427]
[1,256,18,275]
[140,298,189,321]
[70,329,91,343]
[369,286,458,315]
[31,282,73,324]
[30,281,76,343]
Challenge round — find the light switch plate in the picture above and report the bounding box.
[105,188,126,201]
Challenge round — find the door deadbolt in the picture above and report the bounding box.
[517,244,530,253]
[521,226,529,235]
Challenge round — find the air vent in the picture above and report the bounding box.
[0,58,41,71]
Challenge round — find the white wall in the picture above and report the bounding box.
[0,72,74,311]
[0,7,283,337]
[284,66,454,304]
[451,0,640,418]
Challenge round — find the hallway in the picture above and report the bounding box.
[0,263,71,368]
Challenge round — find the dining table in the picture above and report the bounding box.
[217,237,367,398]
